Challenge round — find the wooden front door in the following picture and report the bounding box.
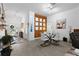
[34,14,47,38]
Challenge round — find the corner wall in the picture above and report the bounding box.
[27,11,35,41]
[47,7,79,41]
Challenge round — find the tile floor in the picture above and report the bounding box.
[10,38,72,56]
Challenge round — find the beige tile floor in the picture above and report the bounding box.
[11,38,72,56]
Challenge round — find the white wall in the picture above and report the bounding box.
[27,11,35,41]
[4,8,35,40]
[47,7,79,41]
[4,10,27,39]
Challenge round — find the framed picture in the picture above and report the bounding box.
[56,18,66,29]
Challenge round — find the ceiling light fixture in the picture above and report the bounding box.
[48,3,56,10]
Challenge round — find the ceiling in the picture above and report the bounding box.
[3,3,79,16]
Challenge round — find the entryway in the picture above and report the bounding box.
[34,14,47,38]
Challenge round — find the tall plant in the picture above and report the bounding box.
[1,35,12,46]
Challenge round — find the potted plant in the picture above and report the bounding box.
[0,35,13,56]
[1,35,12,46]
